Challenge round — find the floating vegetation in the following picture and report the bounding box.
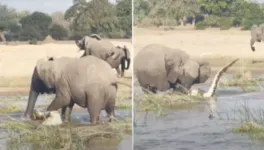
[1,118,132,150]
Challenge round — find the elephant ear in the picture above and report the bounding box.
[182,59,199,79]
[36,59,56,89]
[109,49,120,60]
[75,37,86,50]
[164,53,183,83]
[197,61,211,83]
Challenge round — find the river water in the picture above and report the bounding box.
[134,76,264,150]
[0,94,132,150]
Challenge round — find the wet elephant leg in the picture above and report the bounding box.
[65,101,74,123]
[105,104,115,122]
[87,97,102,125]
[61,106,67,121]
[47,92,70,111]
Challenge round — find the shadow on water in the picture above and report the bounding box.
[134,82,264,150]
[0,95,132,150]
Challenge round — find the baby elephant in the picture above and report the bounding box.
[24,55,118,124]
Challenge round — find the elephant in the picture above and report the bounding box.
[134,44,211,93]
[75,34,131,77]
[23,55,118,124]
[250,23,264,52]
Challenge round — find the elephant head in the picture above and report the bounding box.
[75,34,101,51]
[107,45,131,77]
[165,54,211,92]
[114,45,131,71]
[250,24,264,52]
[24,58,58,119]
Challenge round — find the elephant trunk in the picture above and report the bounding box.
[123,47,130,70]
[121,57,126,73]
[125,58,130,70]
[24,86,39,118]
[250,38,256,52]
[24,68,41,119]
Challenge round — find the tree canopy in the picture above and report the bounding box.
[0,0,131,42]
[135,0,264,30]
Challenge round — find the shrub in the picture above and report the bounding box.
[29,38,37,45]
[108,30,126,39]
[49,24,68,40]
[195,21,208,30]
[219,18,233,30]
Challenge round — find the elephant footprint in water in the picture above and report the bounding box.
[24,55,118,125]
[75,34,131,78]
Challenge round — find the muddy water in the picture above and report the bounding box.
[0,95,132,150]
[134,76,264,150]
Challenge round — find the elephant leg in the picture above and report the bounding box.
[65,101,74,123]
[87,97,102,125]
[47,90,70,111]
[105,104,115,122]
[87,106,101,125]
[61,106,67,121]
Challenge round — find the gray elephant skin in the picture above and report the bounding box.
[75,34,130,77]
[24,55,118,124]
[134,44,211,93]
[250,23,264,52]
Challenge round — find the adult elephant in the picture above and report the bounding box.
[134,44,211,93]
[250,23,264,52]
[23,55,118,124]
[75,34,130,77]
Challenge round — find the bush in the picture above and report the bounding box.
[108,30,126,39]
[241,19,264,30]
[195,21,208,30]
[219,18,233,30]
[49,24,68,40]
[29,38,37,45]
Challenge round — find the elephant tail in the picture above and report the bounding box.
[203,58,239,98]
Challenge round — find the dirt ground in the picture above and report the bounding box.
[0,39,132,94]
[134,27,264,72]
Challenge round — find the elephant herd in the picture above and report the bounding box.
[22,26,257,125]
[23,34,131,125]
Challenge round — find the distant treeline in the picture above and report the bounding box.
[0,0,131,42]
[134,0,264,30]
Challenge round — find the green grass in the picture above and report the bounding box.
[1,118,132,150]
[229,102,264,142]
[134,92,204,116]
[0,104,23,114]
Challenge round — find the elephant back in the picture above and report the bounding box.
[90,40,115,59]
[36,57,74,89]
[67,56,118,86]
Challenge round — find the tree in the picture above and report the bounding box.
[147,0,200,27]
[116,0,132,37]
[20,11,52,40]
[198,0,235,17]
[49,24,68,40]
[51,12,70,31]
[0,4,17,42]
[65,0,118,37]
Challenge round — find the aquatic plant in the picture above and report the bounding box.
[1,118,132,150]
